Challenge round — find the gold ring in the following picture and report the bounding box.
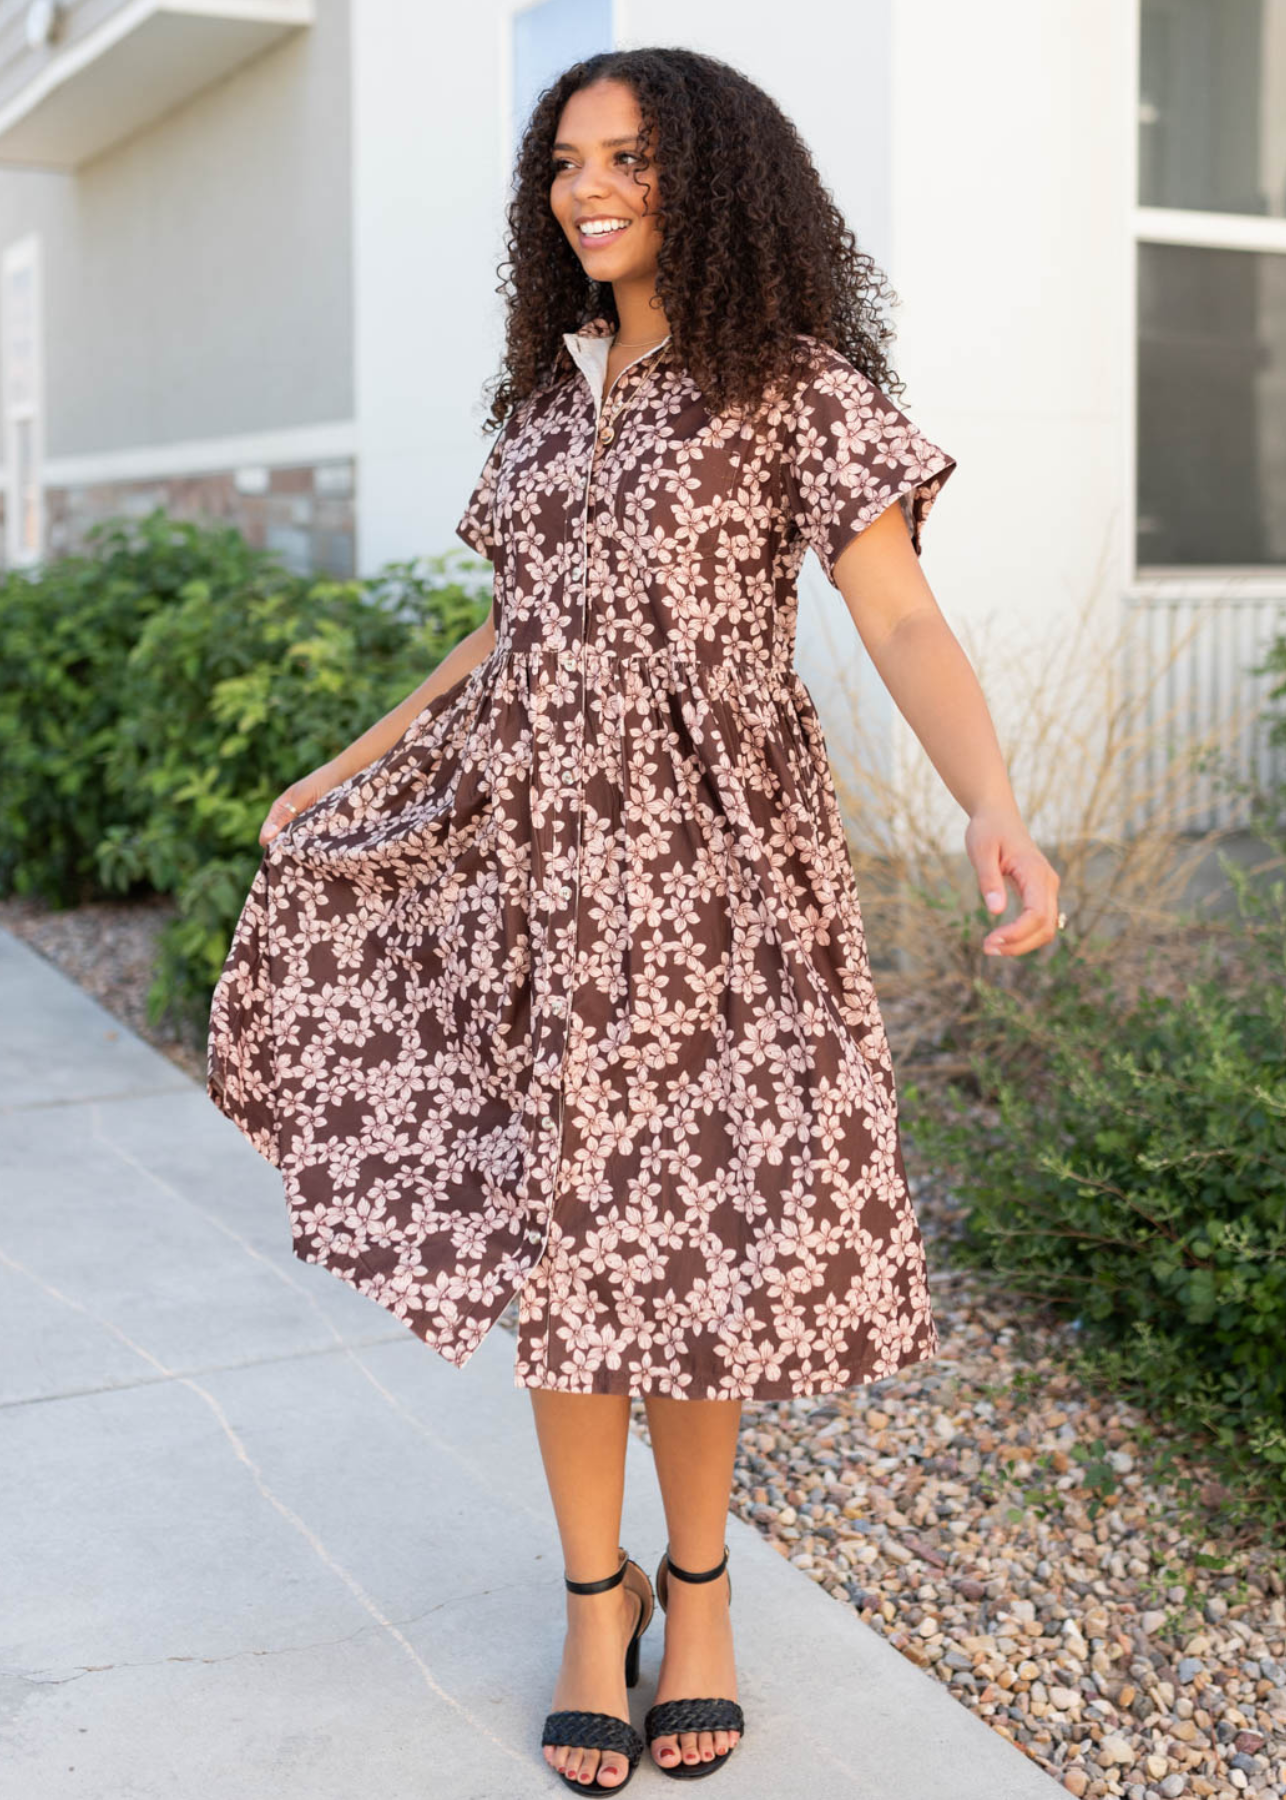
[284,799,299,815]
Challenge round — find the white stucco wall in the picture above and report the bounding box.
[0,0,353,462]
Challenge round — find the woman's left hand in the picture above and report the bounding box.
[965,805,1063,957]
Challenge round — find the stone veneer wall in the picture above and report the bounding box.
[43,460,356,576]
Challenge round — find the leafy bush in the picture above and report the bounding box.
[902,841,1286,1526]
[0,512,272,904]
[0,508,490,1035]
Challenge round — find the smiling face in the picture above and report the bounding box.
[549,78,664,285]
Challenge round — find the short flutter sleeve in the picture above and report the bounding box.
[454,416,510,562]
[782,339,957,584]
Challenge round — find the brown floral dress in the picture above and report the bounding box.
[206,318,957,1400]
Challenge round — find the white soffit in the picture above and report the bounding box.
[0,1,316,170]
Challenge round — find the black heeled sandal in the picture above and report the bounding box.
[541,1545,655,1793]
[644,1542,745,1780]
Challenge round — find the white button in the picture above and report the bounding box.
[560,882,572,899]
[561,650,577,668]
[562,767,576,784]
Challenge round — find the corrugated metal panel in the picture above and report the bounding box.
[1122,590,1286,834]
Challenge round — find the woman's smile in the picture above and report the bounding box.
[576,216,633,249]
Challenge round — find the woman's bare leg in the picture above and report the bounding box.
[529,1390,649,1788]
[642,1396,743,1772]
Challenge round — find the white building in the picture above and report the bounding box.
[0,0,1282,841]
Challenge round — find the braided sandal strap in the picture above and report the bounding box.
[541,1710,644,1768]
[645,1697,745,1739]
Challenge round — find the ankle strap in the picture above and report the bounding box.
[564,1547,628,1595]
[665,1542,729,1584]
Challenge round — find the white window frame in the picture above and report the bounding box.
[1122,1,1286,834]
[1128,0,1286,605]
[2,232,45,569]
[502,0,620,192]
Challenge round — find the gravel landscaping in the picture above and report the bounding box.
[5,891,1284,1799]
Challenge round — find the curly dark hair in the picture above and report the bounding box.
[480,45,910,431]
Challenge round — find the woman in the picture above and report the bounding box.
[207,46,1061,1795]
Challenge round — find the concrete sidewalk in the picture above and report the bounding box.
[0,925,1065,1799]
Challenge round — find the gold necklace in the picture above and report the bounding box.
[612,330,671,347]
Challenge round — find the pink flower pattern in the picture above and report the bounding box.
[206,321,957,1399]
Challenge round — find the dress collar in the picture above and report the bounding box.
[559,315,673,407]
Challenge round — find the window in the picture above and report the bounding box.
[2,234,43,567]
[1136,0,1286,569]
[511,0,612,153]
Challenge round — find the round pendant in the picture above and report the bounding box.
[601,426,615,444]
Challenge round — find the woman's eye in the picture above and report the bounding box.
[551,151,644,173]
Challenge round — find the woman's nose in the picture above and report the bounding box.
[569,167,609,200]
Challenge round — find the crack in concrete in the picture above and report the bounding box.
[1,1083,192,1114]
[0,1242,533,1772]
[2,1330,411,1411]
[87,1101,549,1528]
[16,1577,542,1686]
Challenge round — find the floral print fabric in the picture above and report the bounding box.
[206,319,957,1399]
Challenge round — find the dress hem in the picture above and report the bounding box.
[508,1339,940,1404]
[284,1232,938,1404]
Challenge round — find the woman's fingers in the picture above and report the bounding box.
[984,900,1050,955]
[980,849,1061,957]
[259,793,300,846]
[257,766,339,845]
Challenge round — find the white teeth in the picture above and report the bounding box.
[581,219,630,236]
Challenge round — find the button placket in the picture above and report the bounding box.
[523,333,671,1282]
[522,421,595,1274]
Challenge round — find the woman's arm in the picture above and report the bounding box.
[260,602,497,845]
[325,603,497,785]
[830,503,1060,958]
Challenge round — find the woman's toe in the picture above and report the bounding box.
[713,1730,730,1756]
[576,1747,599,1783]
[652,1732,680,1767]
[679,1730,700,1764]
[597,1752,628,1787]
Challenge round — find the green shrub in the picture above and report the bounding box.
[0,507,490,1036]
[902,843,1286,1525]
[0,512,272,904]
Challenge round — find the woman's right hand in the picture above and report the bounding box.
[259,762,343,847]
